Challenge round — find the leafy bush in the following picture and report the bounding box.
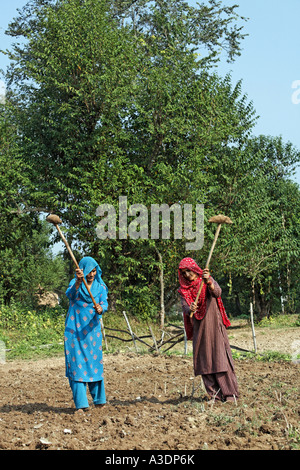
[0,304,65,359]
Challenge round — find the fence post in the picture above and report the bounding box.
[149,326,159,353]
[123,311,138,353]
[182,313,188,355]
[250,302,257,354]
[0,340,6,364]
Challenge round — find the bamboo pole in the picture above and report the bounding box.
[250,302,257,353]
[149,326,159,353]
[123,311,138,353]
[182,313,188,355]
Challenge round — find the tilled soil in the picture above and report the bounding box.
[0,349,299,451]
[1,322,299,451]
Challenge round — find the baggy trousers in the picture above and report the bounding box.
[202,367,239,402]
[68,379,106,409]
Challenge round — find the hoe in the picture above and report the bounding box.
[46,214,98,309]
[190,214,233,319]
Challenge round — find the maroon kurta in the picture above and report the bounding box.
[180,279,238,400]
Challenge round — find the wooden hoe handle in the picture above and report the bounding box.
[190,223,223,319]
[46,214,97,308]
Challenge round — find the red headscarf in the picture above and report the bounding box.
[178,257,231,340]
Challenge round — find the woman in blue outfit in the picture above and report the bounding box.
[64,257,108,411]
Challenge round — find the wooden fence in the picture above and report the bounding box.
[4,311,255,357]
[101,311,188,354]
[101,311,256,356]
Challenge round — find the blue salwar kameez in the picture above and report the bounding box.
[64,257,108,409]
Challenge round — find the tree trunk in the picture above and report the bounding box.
[254,288,272,322]
[234,291,243,316]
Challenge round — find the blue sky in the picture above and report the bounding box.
[1,0,299,184]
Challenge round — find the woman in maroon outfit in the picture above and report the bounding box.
[178,257,239,403]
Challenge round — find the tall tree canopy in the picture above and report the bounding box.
[1,0,299,319]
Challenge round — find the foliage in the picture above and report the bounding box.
[0,103,69,305]
[257,313,300,329]
[0,304,65,359]
[208,135,300,319]
[231,350,293,362]
[1,302,298,361]
[0,0,299,323]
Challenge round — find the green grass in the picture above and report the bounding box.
[0,305,299,361]
[0,304,65,360]
[231,350,293,362]
[258,313,300,328]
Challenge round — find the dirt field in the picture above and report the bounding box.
[0,322,299,451]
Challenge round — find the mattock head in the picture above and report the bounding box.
[208,214,233,225]
[46,214,62,225]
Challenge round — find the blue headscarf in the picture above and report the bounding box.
[77,256,107,304]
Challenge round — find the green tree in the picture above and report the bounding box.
[2,0,265,322]
[0,102,68,305]
[206,135,300,320]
